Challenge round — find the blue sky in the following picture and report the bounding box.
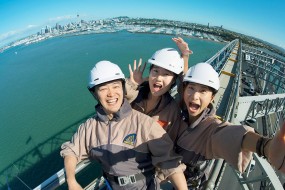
[1,0,285,49]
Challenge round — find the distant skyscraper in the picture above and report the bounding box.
[56,23,60,30]
[41,28,45,35]
[45,25,51,33]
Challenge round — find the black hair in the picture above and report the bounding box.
[210,87,218,96]
[149,64,179,91]
[88,86,96,93]
[183,82,218,96]
[88,79,126,99]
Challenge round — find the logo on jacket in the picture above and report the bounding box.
[123,134,137,146]
[157,120,169,129]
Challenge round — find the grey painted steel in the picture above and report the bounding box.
[242,46,285,95]
[231,154,283,190]
[229,43,285,190]
[233,94,285,123]
[204,159,224,190]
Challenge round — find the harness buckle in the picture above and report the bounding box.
[129,175,136,184]
[118,175,136,186]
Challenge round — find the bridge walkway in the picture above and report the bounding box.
[213,42,239,118]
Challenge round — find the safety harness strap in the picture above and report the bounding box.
[104,170,154,186]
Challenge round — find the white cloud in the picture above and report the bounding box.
[27,24,37,29]
[0,14,88,47]
[48,15,76,22]
[47,14,88,23]
[0,30,22,42]
[0,24,38,41]
[0,14,80,43]
[0,30,18,40]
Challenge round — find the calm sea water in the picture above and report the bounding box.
[0,31,224,189]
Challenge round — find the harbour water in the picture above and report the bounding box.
[0,31,224,189]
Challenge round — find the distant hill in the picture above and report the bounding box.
[255,37,285,54]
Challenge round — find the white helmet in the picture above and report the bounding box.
[183,62,220,91]
[148,48,184,74]
[88,60,125,89]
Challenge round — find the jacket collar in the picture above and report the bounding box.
[184,103,216,129]
[95,98,132,122]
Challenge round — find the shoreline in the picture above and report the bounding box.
[1,17,284,59]
[1,30,224,52]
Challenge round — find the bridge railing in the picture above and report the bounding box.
[206,39,239,73]
[229,43,285,190]
[33,160,91,190]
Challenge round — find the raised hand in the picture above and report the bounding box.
[268,121,285,173]
[172,37,193,56]
[128,58,146,85]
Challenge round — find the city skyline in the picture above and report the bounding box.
[1,0,285,50]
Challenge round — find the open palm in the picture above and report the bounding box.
[129,58,146,85]
[172,37,193,55]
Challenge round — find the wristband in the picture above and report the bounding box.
[256,136,272,159]
[256,136,263,157]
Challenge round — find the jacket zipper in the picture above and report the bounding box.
[108,120,112,144]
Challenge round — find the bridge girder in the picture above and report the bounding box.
[233,94,285,124]
[242,50,285,94]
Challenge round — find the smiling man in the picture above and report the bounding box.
[60,60,187,190]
